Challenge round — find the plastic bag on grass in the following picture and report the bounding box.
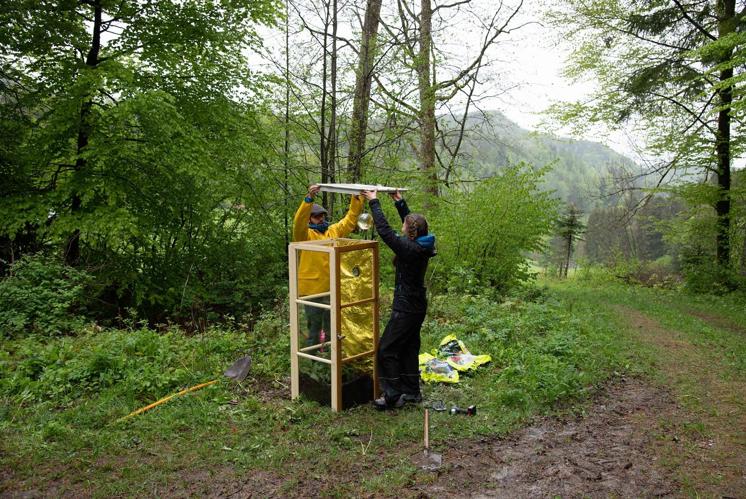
[418,353,459,383]
[419,334,492,383]
[446,353,492,372]
[437,334,470,356]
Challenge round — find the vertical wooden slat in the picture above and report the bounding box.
[372,241,380,399]
[330,244,342,411]
[289,245,299,399]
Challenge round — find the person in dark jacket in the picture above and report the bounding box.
[361,189,436,410]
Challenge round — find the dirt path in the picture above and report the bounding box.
[413,377,679,498]
[412,305,746,498]
[615,305,746,498]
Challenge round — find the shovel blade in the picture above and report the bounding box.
[224,356,252,382]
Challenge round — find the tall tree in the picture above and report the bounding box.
[417,0,438,195]
[377,0,524,197]
[556,203,585,278]
[347,0,384,182]
[1,0,283,318]
[550,0,744,279]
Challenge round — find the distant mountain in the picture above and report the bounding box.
[446,111,638,211]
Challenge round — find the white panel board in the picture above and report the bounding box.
[317,183,408,195]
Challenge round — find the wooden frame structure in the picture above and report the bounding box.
[288,238,380,412]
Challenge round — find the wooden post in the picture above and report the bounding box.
[330,244,342,412]
[372,242,380,398]
[289,245,299,399]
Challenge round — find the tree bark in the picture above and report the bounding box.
[715,0,734,271]
[328,0,337,216]
[740,223,746,275]
[347,0,383,183]
[564,236,572,278]
[284,0,291,254]
[65,0,102,266]
[319,2,330,208]
[417,0,438,196]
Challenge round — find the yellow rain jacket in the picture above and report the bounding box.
[293,195,363,296]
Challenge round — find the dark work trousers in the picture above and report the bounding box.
[378,310,425,403]
[305,296,330,346]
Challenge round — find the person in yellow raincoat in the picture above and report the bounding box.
[293,184,363,345]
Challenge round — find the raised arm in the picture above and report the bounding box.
[389,190,409,222]
[363,191,416,257]
[328,194,363,237]
[292,185,320,242]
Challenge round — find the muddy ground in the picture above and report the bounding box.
[153,376,690,498]
[414,377,680,498]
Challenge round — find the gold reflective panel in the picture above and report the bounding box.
[340,303,374,359]
[339,248,374,360]
[340,248,373,304]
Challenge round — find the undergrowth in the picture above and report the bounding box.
[1,285,636,496]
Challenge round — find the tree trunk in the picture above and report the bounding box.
[564,236,572,278]
[715,0,735,271]
[328,0,337,216]
[740,223,746,275]
[417,0,438,197]
[347,0,383,183]
[65,0,102,266]
[319,2,330,208]
[284,0,290,254]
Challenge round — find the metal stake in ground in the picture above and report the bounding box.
[421,408,442,471]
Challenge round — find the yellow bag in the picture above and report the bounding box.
[419,335,492,383]
[446,353,492,372]
[418,353,459,383]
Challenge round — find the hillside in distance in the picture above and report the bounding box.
[450,111,639,210]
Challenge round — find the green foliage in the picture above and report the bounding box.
[431,163,558,293]
[0,0,286,323]
[422,286,628,411]
[0,255,93,336]
[576,259,681,290]
[548,0,743,283]
[3,328,230,406]
[4,280,696,495]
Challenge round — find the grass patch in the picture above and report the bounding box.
[0,286,648,495]
[546,279,746,377]
[545,277,746,497]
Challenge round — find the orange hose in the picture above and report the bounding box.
[116,379,218,423]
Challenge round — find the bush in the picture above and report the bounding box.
[575,259,682,289]
[1,326,249,406]
[430,163,558,294]
[0,255,93,336]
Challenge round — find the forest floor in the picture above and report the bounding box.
[416,302,746,498]
[181,297,745,498]
[2,282,745,497]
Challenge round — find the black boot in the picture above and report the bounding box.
[372,394,405,411]
[401,393,422,404]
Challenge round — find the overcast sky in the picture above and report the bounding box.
[484,2,638,157]
[259,1,638,159]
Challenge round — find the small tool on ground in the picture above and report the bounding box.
[450,404,477,416]
[426,399,447,411]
